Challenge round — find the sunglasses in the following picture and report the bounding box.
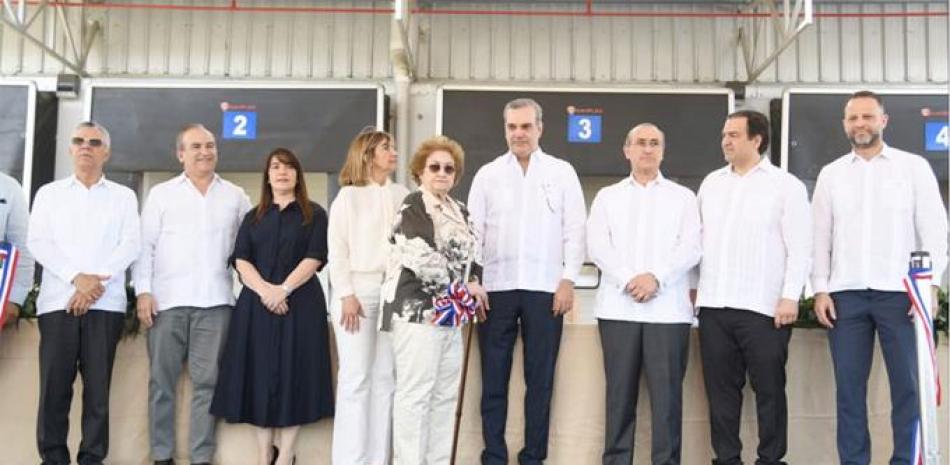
[426,163,456,175]
[71,137,104,148]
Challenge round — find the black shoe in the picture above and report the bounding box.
[154,461,174,465]
[192,463,211,465]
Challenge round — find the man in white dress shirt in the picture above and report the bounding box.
[0,171,34,328]
[29,121,141,465]
[133,124,250,465]
[587,123,701,465]
[811,91,947,465]
[468,98,586,465]
[695,110,811,465]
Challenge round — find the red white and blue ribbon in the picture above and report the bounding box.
[0,242,20,327]
[431,280,478,327]
[902,266,941,465]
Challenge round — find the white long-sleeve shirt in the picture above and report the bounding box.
[587,174,701,323]
[468,149,586,293]
[327,180,409,300]
[28,175,140,315]
[132,173,251,311]
[696,157,812,317]
[811,144,947,293]
[0,172,34,305]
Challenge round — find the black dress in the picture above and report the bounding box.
[210,200,334,427]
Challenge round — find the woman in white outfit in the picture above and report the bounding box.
[328,128,409,465]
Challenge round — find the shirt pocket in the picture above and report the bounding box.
[881,180,912,213]
[831,183,859,217]
[743,191,779,228]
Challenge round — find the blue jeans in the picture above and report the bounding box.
[829,290,917,465]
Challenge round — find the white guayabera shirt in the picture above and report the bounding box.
[695,157,812,317]
[467,148,587,293]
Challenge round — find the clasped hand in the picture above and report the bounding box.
[67,273,109,316]
[259,283,289,315]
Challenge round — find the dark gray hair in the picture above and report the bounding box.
[503,98,543,125]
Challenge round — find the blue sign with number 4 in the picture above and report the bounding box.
[925,121,948,152]
[223,111,257,140]
[568,114,602,143]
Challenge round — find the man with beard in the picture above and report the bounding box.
[811,90,947,465]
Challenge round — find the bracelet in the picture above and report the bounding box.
[279,284,291,295]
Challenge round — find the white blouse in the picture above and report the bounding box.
[328,179,410,300]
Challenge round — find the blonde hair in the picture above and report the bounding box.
[338,128,394,186]
[409,135,465,186]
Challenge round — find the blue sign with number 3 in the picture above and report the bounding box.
[223,111,257,140]
[568,114,602,143]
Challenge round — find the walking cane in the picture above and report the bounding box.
[451,321,476,465]
[451,262,478,465]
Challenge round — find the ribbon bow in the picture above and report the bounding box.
[431,280,478,327]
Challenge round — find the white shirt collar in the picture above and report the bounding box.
[846,143,894,163]
[503,147,544,166]
[718,155,773,177]
[67,173,107,189]
[626,171,665,189]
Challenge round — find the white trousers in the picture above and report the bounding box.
[331,274,395,465]
[391,321,464,465]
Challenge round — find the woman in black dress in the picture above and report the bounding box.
[211,148,334,465]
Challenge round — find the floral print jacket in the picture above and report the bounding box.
[380,189,482,331]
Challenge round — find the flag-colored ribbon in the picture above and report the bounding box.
[902,266,941,465]
[431,280,477,327]
[0,242,20,328]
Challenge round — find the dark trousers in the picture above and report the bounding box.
[598,319,690,465]
[479,290,562,465]
[698,307,791,465]
[829,290,917,465]
[37,310,124,465]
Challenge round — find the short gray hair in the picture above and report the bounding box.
[503,98,543,125]
[176,123,215,150]
[624,122,665,146]
[74,121,111,148]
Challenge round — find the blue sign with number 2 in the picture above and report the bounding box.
[223,111,257,140]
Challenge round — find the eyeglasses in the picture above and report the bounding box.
[628,139,663,148]
[71,137,104,148]
[426,163,456,175]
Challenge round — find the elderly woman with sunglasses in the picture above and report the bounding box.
[380,135,489,465]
